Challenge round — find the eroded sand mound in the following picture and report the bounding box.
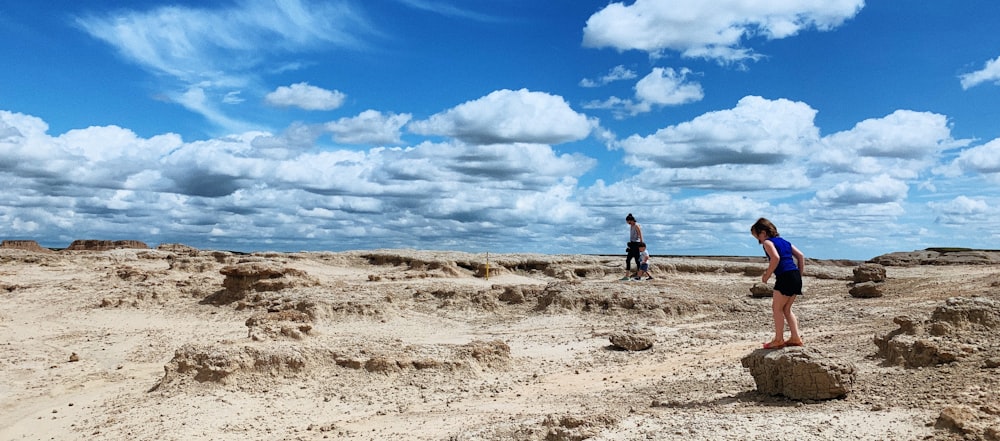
[873,297,1000,440]
[875,296,1000,368]
[154,338,511,393]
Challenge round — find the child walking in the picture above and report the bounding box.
[751,218,805,349]
[634,243,653,280]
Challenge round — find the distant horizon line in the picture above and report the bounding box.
[5,238,997,263]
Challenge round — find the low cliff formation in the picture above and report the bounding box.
[65,239,149,251]
[0,240,52,253]
[870,248,1000,266]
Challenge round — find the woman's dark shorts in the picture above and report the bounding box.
[774,270,802,296]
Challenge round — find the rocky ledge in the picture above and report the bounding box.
[870,248,1000,266]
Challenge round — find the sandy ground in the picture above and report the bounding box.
[0,248,997,441]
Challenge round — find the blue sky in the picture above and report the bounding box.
[2,0,1000,259]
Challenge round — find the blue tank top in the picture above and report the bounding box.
[766,237,798,274]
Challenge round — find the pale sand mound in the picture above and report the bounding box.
[0,248,997,440]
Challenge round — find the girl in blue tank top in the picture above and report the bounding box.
[751,217,806,350]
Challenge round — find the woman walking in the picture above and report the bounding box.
[621,213,644,280]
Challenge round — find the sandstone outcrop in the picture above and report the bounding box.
[154,343,309,390]
[608,328,655,351]
[218,262,316,300]
[0,240,51,252]
[849,262,886,298]
[875,297,1000,368]
[245,310,314,341]
[741,347,856,400]
[849,281,884,298]
[157,243,200,255]
[154,339,511,392]
[870,248,1000,266]
[65,239,149,251]
[852,263,886,283]
[749,282,772,297]
[935,404,1000,440]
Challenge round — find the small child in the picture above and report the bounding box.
[633,243,653,280]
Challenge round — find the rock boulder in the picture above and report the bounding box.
[609,328,655,351]
[852,263,886,283]
[749,282,773,298]
[741,347,856,400]
[849,281,884,298]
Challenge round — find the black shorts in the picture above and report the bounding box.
[774,270,802,296]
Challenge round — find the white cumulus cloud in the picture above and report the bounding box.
[960,55,1000,89]
[949,137,1000,175]
[635,67,704,106]
[579,65,638,88]
[0,108,603,252]
[266,82,347,111]
[824,110,957,159]
[324,110,412,145]
[585,67,705,118]
[618,95,819,168]
[582,0,864,61]
[816,110,968,179]
[928,195,993,225]
[815,174,909,205]
[408,89,593,145]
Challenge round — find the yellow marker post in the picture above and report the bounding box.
[485,251,490,280]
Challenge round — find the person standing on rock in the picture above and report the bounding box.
[751,217,805,349]
[621,213,644,280]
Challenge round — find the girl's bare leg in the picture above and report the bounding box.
[783,296,800,341]
[771,291,787,342]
